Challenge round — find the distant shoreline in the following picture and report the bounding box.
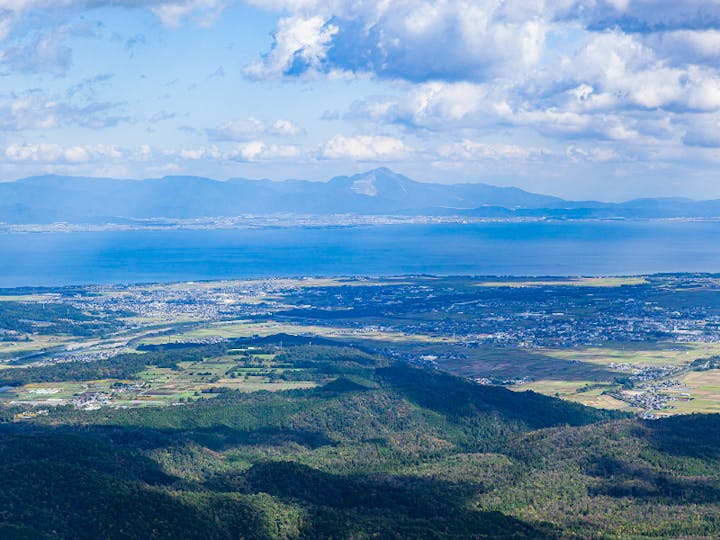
[3,214,720,234]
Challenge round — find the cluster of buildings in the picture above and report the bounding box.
[72,391,111,410]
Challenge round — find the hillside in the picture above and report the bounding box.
[1,339,719,539]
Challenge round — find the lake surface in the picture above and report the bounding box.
[2,221,720,287]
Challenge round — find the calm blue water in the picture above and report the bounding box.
[1,221,720,287]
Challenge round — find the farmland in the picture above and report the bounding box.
[2,274,720,418]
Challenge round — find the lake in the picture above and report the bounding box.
[1,221,720,287]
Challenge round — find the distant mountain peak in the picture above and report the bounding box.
[351,175,378,196]
[2,168,719,223]
[338,168,416,200]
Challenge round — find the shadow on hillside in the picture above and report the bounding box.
[212,460,554,539]
[187,425,336,451]
[586,455,720,504]
[0,424,263,539]
[0,422,551,539]
[0,423,176,485]
[389,344,622,383]
[376,364,623,430]
[638,414,720,460]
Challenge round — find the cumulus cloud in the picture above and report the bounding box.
[175,141,302,162]
[557,0,720,33]
[553,31,720,112]
[437,140,551,161]
[245,15,338,78]
[206,117,305,141]
[247,1,548,81]
[0,138,303,171]
[320,134,413,161]
[645,29,720,66]
[682,114,720,147]
[3,0,720,186]
[245,0,720,160]
[225,141,302,161]
[4,143,124,163]
[350,82,500,130]
[150,0,226,27]
[245,0,716,83]
[429,138,624,169]
[565,145,622,163]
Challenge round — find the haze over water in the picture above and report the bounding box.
[2,221,719,287]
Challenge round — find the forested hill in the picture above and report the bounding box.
[1,340,719,539]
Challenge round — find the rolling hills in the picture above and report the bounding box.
[1,339,719,539]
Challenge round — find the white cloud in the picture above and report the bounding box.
[176,146,222,160]
[2,0,720,190]
[245,15,338,79]
[556,0,720,33]
[271,119,304,136]
[682,113,720,147]
[556,31,720,112]
[646,30,720,65]
[320,134,412,161]
[0,139,303,169]
[565,145,621,163]
[4,143,124,163]
[246,0,720,167]
[225,141,302,161]
[437,140,551,161]
[150,0,226,27]
[350,82,501,130]
[0,91,127,131]
[207,117,305,141]
[174,141,302,162]
[247,1,549,81]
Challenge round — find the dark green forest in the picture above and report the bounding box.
[1,341,719,539]
[0,301,122,337]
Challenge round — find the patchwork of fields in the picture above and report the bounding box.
[2,274,720,418]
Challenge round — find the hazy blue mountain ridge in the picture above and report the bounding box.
[1,168,719,223]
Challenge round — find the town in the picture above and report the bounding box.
[2,274,720,418]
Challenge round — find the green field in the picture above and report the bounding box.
[546,342,720,367]
[138,320,454,346]
[671,370,720,414]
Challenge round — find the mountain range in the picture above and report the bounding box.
[1,167,719,223]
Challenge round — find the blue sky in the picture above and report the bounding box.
[1,1,720,200]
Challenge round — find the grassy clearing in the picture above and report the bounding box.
[0,294,63,302]
[139,320,453,346]
[545,342,720,368]
[1,380,119,406]
[436,346,617,382]
[0,335,74,358]
[133,352,319,404]
[1,349,321,410]
[670,370,720,414]
[512,380,631,411]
